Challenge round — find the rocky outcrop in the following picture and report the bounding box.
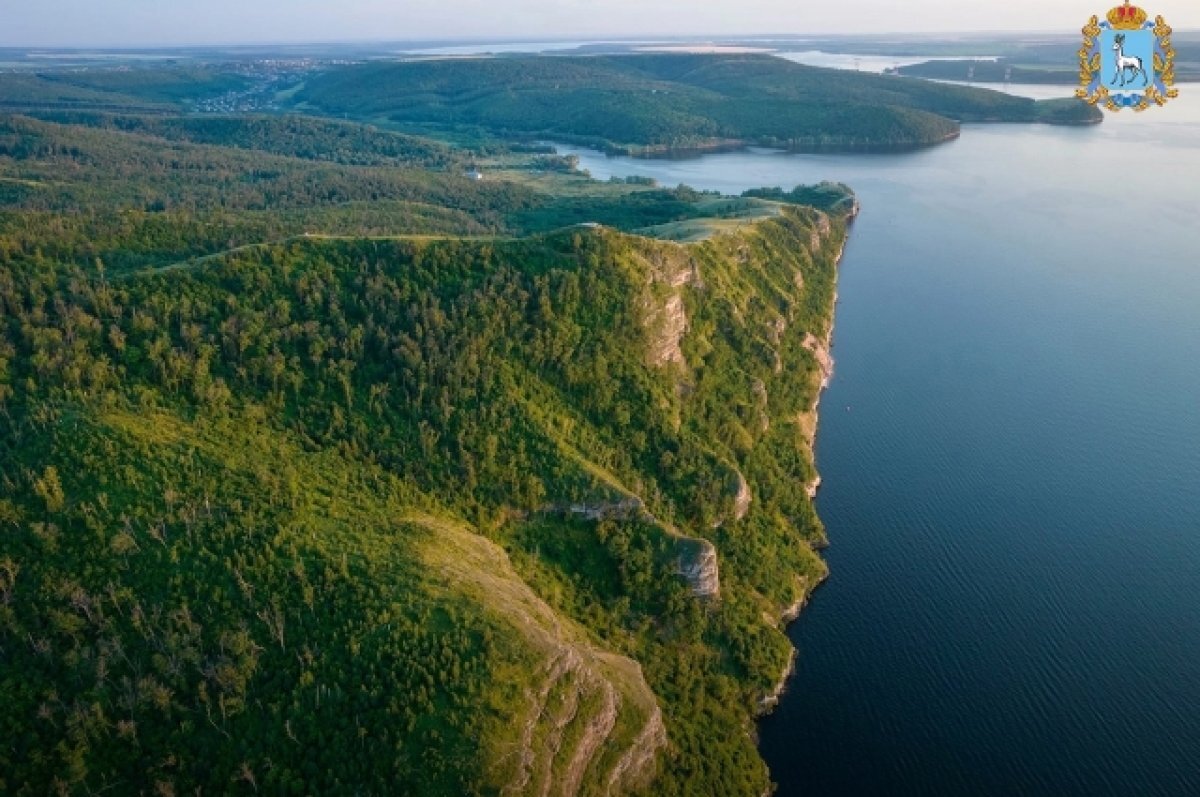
[758,649,797,715]
[779,570,827,625]
[676,538,720,598]
[731,470,752,522]
[412,514,666,796]
[606,704,667,794]
[809,210,833,251]
[800,330,836,499]
[802,332,834,390]
[757,568,829,715]
[641,249,700,370]
[558,497,648,522]
[711,466,753,529]
[805,474,822,500]
[767,317,788,347]
[646,292,689,368]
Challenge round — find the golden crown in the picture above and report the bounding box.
[1107,1,1148,29]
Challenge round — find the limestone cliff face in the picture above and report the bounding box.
[800,324,835,501]
[630,203,852,612]
[731,469,752,522]
[709,466,753,530]
[646,293,689,368]
[561,497,647,522]
[676,538,721,598]
[515,201,853,791]
[415,514,667,797]
[802,332,835,390]
[640,249,700,370]
[810,209,832,251]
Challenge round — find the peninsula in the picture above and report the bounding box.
[295,54,1102,152]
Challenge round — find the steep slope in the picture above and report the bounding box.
[0,193,853,794]
[0,405,663,795]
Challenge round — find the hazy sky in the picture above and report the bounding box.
[4,0,1199,47]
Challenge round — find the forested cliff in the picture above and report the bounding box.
[0,108,853,793]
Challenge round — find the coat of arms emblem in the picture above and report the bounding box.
[1078,1,1177,110]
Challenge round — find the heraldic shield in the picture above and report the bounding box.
[1078,0,1178,111]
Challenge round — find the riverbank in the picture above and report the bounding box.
[757,197,859,720]
[551,93,1200,796]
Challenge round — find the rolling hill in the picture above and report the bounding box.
[295,53,1103,152]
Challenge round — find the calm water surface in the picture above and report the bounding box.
[560,91,1200,796]
[777,50,999,74]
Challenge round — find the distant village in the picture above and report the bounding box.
[193,59,321,113]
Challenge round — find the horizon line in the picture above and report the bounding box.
[8,28,1196,51]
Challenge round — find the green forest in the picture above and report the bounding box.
[0,53,1102,156]
[0,50,1088,794]
[0,98,853,795]
[294,54,1102,152]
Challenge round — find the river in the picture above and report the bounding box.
[557,86,1200,795]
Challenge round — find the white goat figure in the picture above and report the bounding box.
[1111,33,1149,87]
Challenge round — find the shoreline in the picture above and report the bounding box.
[615,134,962,159]
[803,229,850,501]
[757,198,858,721]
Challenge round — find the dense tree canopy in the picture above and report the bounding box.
[297,54,1102,152]
[1,107,853,795]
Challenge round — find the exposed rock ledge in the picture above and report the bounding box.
[761,199,857,719]
[799,304,838,500]
[557,497,648,522]
[676,538,720,599]
[412,513,666,795]
[799,329,834,501]
[802,332,835,390]
[757,568,830,715]
[647,292,689,368]
[547,499,721,599]
[758,649,798,716]
[642,249,701,369]
[732,470,752,522]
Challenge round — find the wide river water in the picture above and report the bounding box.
[559,87,1200,795]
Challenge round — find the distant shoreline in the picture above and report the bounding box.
[894,58,1200,86]
[592,132,966,160]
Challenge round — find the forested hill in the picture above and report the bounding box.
[295,53,1102,153]
[1,108,856,794]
